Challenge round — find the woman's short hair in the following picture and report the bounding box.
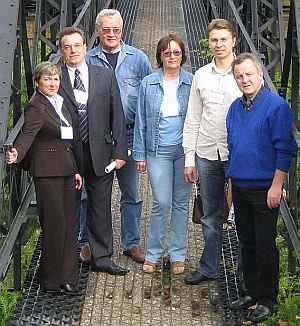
[156,34,187,68]
[33,61,62,82]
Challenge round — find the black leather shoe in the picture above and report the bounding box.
[91,262,129,276]
[60,284,78,295]
[185,271,214,285]
[246,304,272,322]
[41,287,65,294]
[230,295,256,310]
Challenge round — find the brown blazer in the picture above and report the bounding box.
[14,90,77,177]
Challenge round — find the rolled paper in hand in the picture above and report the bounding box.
[105,161,116,173]
[105,150,132,173]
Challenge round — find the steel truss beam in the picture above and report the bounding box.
[32,0,109,68]
[0,0,20,184]
[206,0,285,79]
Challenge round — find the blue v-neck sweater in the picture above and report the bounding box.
[226,87,297,188]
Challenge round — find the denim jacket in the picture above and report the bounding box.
[133,68,193,161]
[85,42,152,126]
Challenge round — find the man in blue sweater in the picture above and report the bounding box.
[226,52,297,323]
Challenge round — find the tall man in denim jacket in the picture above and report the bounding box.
[85,9,152,263]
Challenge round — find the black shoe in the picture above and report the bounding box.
[246,304,272,323]
[91,262,129,276]
[230,295,256,310]
[41,286,65,294]
[184,271,215,285]
[60,284,78,295]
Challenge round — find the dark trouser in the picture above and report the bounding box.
[81,142,114,267]
[35,175,78,290]
[232,186,279,308]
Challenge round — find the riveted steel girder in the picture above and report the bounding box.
[0,0,20,162]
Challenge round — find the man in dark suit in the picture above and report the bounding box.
[58,26,129,275]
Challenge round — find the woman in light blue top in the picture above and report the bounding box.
[133,34,193,274]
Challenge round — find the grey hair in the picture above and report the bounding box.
[231,52,263,73]
[95,9,123,27]
[33,61,61,82]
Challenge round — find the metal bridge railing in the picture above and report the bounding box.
[0,0,299,294]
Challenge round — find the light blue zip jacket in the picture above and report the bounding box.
[133,68,193,161]
[85,41,152,128]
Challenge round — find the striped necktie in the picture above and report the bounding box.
[74,69,88,142]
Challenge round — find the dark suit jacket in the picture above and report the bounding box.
[14,90,77,177]
[58,64,128,176]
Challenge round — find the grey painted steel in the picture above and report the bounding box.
[277,0,286,70]
[207,0,277,92]
[295,0,300,59]
[182,0,211,72]
[280,198,300,264]
[0,181,35,281]
[0,0,20,185]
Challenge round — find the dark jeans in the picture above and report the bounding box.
[232,186,279,308]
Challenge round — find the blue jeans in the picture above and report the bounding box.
[116,154,143,251]
[196,157,227,278]
[146,145,192,263]
[79,183,88,246]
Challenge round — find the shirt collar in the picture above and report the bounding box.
[102,46,121,54]
[66,61,88,76]
[211,54,236,75]
[39,91,64,109]
[241,86,264,110]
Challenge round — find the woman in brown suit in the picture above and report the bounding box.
[6,61,82,294]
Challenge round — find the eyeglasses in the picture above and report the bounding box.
[101,28,122,35]
[162,50,182,58]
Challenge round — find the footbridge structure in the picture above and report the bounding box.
[0,1,299,325]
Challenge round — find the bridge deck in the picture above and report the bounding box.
[10,0,244,325]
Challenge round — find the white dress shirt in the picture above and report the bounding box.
[66,62,89,103]
[182,58,242,167]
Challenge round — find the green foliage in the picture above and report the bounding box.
[21,225,40,276]
[0,287,19,326]
[198,39,213,60]
[264,295,300,326]
[263,233,300,325]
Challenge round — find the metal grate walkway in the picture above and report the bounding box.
[9,240,90,326]
[10,0,246,325]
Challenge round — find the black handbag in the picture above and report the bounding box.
[192,180,204,224]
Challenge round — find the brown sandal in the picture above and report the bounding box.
[171,262,185,275]
[143,261,156,273]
